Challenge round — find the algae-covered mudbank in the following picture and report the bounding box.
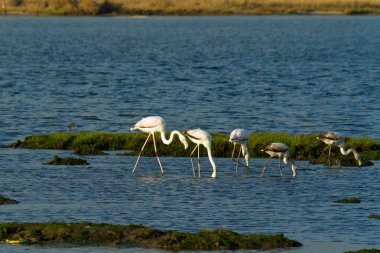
[9,131,380,164]
[8,131,380,166]
[46,155,89,166]
[0,195,19,205]
[0,222,302,250]
[345,249,380,253]
[335,197,361,204]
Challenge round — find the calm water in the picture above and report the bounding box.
[0,16,380,252]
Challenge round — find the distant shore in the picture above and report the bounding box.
[1,0,380,16]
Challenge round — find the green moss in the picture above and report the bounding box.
[8,132,380,166]
[0,195,19,205]
[335,197,361,204]
[345,249,380,253]
[368,214,380,220]
[0,222,301,250]
[46,155,89,166]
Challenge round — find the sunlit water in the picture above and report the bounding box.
[0,16,380,252]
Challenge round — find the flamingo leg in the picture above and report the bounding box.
[132,133,152,173]
[231,143,236,160]
[197,145,201,177]
[278,157,283,177]
[235,146,242,173]
[152,133,164,174]
[328,145,332,166]
[190,145,198,177]
[261,157,272,177]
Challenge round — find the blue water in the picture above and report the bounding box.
[0,16,380,252]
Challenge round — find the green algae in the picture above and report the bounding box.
[334,197,361,204]
[0,222,302,250]
[368,214,380,220]
[0,195,19,205]
[345,249,380,253]
[46,155,89,166]
[8,131,380,166]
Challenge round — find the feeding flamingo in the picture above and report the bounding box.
[316,131,362,166]
[183,129,217,178]
[261,142,297,177]
[229,128,250,172]
[130,116,188,174]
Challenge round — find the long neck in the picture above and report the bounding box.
[241,144,250,167]
[339,147,362,166]
[205,142,217,178]
[160,130,182,145]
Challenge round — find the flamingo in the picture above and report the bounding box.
[183,129,217,178]
[229,129,250,172]
[130,116,188,174]
[316,131,362,166]
[261,142,297,177]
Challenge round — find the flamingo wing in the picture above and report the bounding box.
[320,131,340,140]
[131,116,164,131]
[265,142,289,152]
[184,129,210,141]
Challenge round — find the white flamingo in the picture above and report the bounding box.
[261,142,297,177]
[316,131,362,166]
[229,129,250,172]
[130,116,188,174]
[183,129,217,178]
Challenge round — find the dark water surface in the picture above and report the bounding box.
[1,16,380,143]
[0,16,380,252]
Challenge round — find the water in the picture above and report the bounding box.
[0,16,380,252]
[1,16,380,143]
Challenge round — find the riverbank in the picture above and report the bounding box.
[6,131,380,166]
[1,0,380,16]
[0,222,301,250]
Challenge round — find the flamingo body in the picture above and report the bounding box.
[184,129,217,178]
[261,142,297,177]
[229,129,250,171]
[130,116,165,134]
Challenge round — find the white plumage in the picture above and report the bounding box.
[183,129,217,178]
[229,129,250,172]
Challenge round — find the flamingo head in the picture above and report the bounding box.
[179,134,188,150]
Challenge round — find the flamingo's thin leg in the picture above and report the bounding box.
[132,133,152,173]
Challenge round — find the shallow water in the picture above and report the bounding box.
[1,148,380,252]
[0,16,380,252]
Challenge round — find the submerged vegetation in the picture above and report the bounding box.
[8,131,380,166]
[0,222,302,250]
[334,197,361,204]
[0,195,19,205]
[1,0,380,16]
[46,155,89,165]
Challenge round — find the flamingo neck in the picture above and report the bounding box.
[205,143,217,178]
[160,130,181,145]
[291,161,297,177]
[339,147,362,166]
[241,144,250,167]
